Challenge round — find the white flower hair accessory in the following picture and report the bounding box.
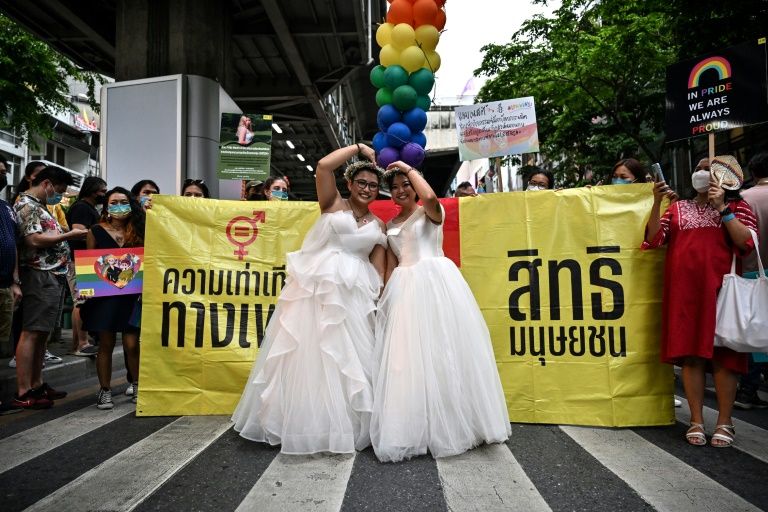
[343,160,385,182]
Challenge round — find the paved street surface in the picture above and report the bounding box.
[1,381,766,512]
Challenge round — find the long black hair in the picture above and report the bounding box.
[130,179,160,196]
[99,186,146,247]
[77,176,107,201]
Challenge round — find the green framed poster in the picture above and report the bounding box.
[217,113,273,180]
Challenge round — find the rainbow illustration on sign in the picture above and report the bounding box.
[688,56,731,88]
[75,248,144,298]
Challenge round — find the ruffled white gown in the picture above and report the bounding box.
[232,210,385,454]
[371,206,511,462]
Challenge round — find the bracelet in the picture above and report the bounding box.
[722,213,736,223]
[719,206,732,217]
[355,143,362,155]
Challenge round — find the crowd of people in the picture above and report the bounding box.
[1,148,766,454]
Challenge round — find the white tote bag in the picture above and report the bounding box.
[714,230,768,352]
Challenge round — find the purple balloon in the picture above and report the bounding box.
[400,142,425,168]
[386,122,411,149]
[377,146,400,169]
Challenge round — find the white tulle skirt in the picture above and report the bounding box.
[371,257,511,462]
[232,249,379,454]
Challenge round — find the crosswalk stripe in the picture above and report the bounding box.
[0,395,134,474]
[560,425,762,512]
[235,452,356,512]
[436,442,551,512]
[23,416,231,512]
[675,395,768,464]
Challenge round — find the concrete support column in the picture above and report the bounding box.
[115,0,231,88]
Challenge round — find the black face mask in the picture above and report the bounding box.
[96,193,106,203]
[0,174,7,192]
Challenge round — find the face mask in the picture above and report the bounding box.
[139,195,150,207]
[527,185,545,191]
[0,174,7,191]
[96,193,106,203]
[271,190,288,201]
[45,184,63,205]
[611,177,634,185]
[691,170,711,193]
[108,204,132,218]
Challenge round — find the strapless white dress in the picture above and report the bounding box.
[232,210,385,454]
[371,206,511,462]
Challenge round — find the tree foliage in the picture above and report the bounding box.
[0,13,101,145]
[475,0,767,184]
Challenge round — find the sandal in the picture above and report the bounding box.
[685,422,706,446]
[711,424,735,448]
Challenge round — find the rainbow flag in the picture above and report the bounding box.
[75,248,144,298]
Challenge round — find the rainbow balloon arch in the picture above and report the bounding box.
[371,0,447,169]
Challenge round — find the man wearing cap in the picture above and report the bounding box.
[245,180,265,201]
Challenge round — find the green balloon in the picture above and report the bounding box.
[409,68,435,96]
[416,95,432,111]
[376,88,394,107]
[392,85,418,111]
[383,65,409,90]
[370,65,386,89]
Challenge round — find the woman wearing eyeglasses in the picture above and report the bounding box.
[233,143,387,455]
[181,179,210,198]
[369,161,510,462]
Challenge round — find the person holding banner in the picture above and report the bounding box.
[81,187,145,410]
[642,156,757,448]
[232,143,387,454]
[370,161,511,463]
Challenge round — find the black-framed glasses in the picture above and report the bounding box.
[354,179,379,191]
[184,178,205,185]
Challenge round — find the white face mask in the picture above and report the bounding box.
[527,185,546,191]
[691,170,711,193]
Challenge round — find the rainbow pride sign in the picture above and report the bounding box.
[75,248,144,298]
[688,56,732,88]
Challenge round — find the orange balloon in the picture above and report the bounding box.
[434,8,446,31]
[387,0,414,25]
[413,0,438,27]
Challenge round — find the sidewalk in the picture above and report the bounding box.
[0,328,126,401]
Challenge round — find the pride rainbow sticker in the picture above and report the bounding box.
[688,56,731,88]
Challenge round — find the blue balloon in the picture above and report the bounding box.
[410,131,427,148]
[386,122,411,149]
[402,108,427,133]
[377,104,401,132]
[372,131,388,153]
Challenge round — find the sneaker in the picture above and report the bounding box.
[8,356,16,368]
[125,383,135,397]
[73,344,98,356]
[35,383,67,401]
[734,391,768,410]
[44,351,63,364]
[752,395,768,409]
[0,400,23,415]
[131,382,138,404]
[97,388,114,410]
[674,397,682,407]
[12,390,52,410]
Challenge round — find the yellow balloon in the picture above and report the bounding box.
[400,45,426,73]
[391,23,416,50]
[376,23,393,48]
[380,44,401,67]
[423,50,441,72]
[414,25,439,52]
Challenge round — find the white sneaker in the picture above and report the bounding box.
[674,397,682,407]
[8,356,15,368]
[125,383,134,397]
[44,351,63,364]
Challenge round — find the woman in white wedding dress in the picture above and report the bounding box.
[232,144,387,454]
[371,161,511,463]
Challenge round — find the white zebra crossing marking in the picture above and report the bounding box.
[436,442,552,512]
[23,416,231,512]
[560,426,762,512]
[0,395,134,474]
[675,395,768,464]
[235,452,356,512]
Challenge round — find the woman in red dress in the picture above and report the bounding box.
[642,157,757,448]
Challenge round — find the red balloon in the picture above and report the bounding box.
[413,0,438,27]
[387,1,414,25]
[434,8,446,30]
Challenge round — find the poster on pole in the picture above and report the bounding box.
[217,113,273,180]
[664,38,768,142]
[454,97,539,161]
